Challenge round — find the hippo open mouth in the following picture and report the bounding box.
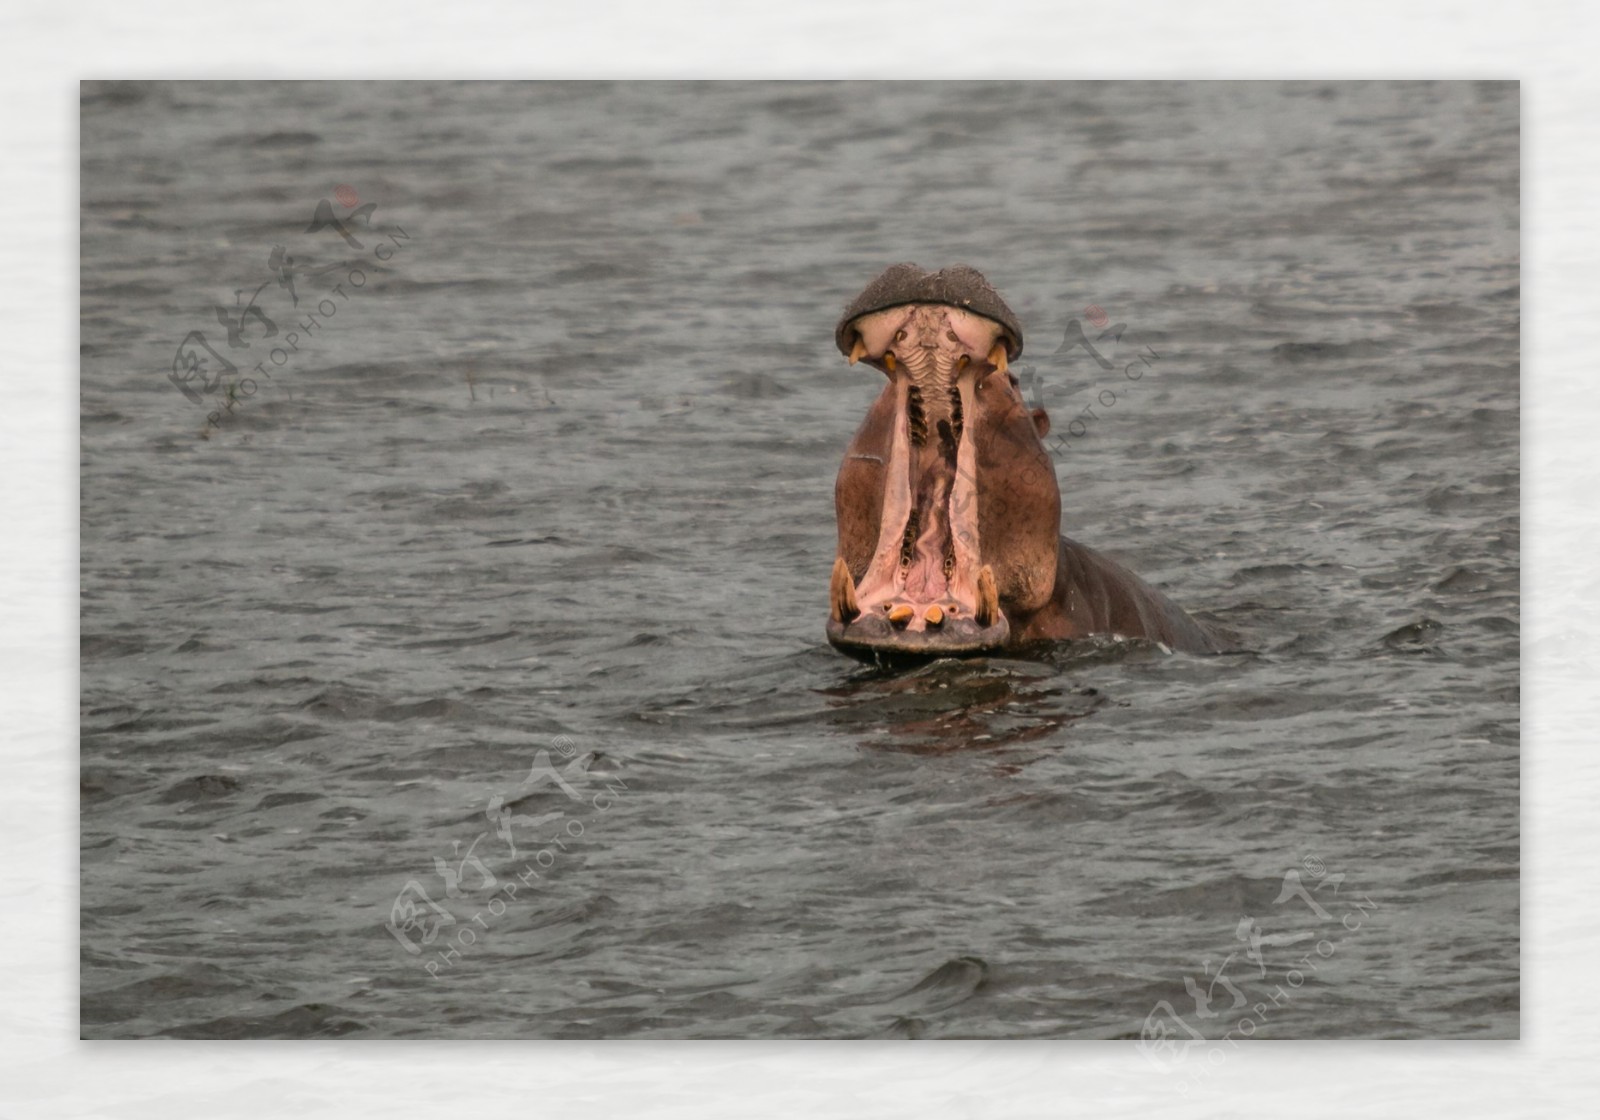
[827,266,1030,661]
[825,265,1226,664]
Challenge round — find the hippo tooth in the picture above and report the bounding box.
[924,605,944,627]
[986,342,1008,375]
[848,336,869,365]
[884,352,897,372]
[888,604,914,627]
[830,557,860,623]
[975,565,999,628]
[906,385,927,447]
[898,507,921,567]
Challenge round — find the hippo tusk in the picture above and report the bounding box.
[975,565,999,628]
[848,336,869,365]
[986,342,1008,375]
[830,557,860,623]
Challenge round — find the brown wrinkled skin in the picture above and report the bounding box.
[829,264,1224,660]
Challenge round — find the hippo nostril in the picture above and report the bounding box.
[888,605,914,627]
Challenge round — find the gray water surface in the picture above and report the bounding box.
[80,80,1518,1039]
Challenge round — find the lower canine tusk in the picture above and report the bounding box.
[975,565,999,628]
[830,557,859,623]
[848,336,868,365]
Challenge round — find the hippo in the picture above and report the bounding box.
[826,263,1224,663]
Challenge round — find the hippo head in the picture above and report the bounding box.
[827,264,1059,662]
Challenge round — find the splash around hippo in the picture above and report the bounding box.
[826,263,1225,664]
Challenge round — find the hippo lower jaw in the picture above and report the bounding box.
[824,613,1012,662]
[827,557,1011,661]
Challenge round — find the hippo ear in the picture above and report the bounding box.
[1031,408,1051,438]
